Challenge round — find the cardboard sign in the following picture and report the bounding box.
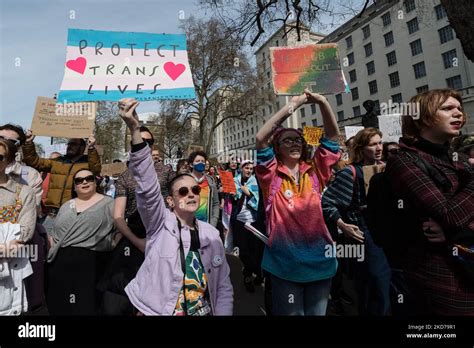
[378,114,402,143]
[362,164,385,194]
[218,170,236,194]
[101,162,127,176]
[57,29,196,102]
[31,97,96,138]
[303,126,323,146]
[270,43,345,95]
[344,126,364,140]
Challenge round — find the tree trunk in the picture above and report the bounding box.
[441,0,474,62]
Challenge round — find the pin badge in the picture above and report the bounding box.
[212,255,223,267]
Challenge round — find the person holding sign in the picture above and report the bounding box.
[230,160,262,293]
[22,132,101,233]
[118,98,233,316]
[255,89,340,315]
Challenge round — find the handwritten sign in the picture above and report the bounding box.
[164,158,180,171]
[270,43,345,95]
[344,126,364,140]
[362,164,385,194]
[303,126,323,146]
[31,97,96,138]
[57,29,196,102]
[101,162,127,176]
[218,170,236,194]
[378,114,402,143]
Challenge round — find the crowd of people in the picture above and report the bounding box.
[0,88,473,316]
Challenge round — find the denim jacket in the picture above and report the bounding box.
[124,145,233,315]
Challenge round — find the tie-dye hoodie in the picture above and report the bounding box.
[256,138,340,282]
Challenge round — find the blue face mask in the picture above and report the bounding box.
[193,162,206,172]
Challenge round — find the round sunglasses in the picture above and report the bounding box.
[174,185,201,197]
[74,175,96,185]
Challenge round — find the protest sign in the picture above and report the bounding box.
[303,126,323,146]
[43,144,67,158]
[378,114,402,143]
[362,164,385,194]
[101,162,127,176]
[270,43,345,95]
[218,170,237,194]
[57,29,196,102]
[164,158,180,171]
[30,97,96,138]
[344,126,364,140]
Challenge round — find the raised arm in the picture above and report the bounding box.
[86,134,102,176]
[118,98,166,241]
[22,131,53,173]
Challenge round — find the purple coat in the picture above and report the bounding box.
[124,146,233,315]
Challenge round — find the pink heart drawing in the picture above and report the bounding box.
[164,62,186,81]
[66,57,87,74]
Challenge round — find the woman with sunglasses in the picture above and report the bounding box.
[46,168,119,315]
[0,139,36,315]
[255,89,340,315]
[118,98,233,316]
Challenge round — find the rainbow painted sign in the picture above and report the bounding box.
[57,29,196,102]
[270,43,345,95]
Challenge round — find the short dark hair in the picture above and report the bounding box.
[167,173,195,195]
[188,150,207,164]
[139,126,154,141]
[0,123,26,145]
[0,138,17,163]
[71,168,98,198]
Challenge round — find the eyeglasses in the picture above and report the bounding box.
[0,135,20,147]
[74,175,95,185]
[143,138,154,147]
[174,185,201,197]
[279,137,304,146]
[388,148,399,155]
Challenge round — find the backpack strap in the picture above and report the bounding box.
[348,164,356,183]
[265,175,283,214]
[404,151,452,192]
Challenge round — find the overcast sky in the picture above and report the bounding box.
[0,0,359,148]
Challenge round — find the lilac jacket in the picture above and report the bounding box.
[124,145,233,315]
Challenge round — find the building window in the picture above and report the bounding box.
[413,61,426,79]
[347,52,355,65]
[300,108,305,118]
[312,119,318,127]
[362,25,370,39]
[366,61,375,75]
[311,104,316,114]
[386,51,397,66]
[269,105,273,114]
[435,4,447,20]
[407,17,419,34]
[351,87,359,101]
[349,69,357,83]
[369,80,378,95]
[391,93,403,104]
[438,25,454,44]
[276,40,279,46]
[262,108,265,116]
[410,39,423,56]
[416,85,429,94]
[301,122,306,128]
[336,94,343,106]
[446,75,462,89]
[364,43,373,57]
[353,106,361,117]
[404,0,416,13]
[381,12,391,26]
[384,31,394,46]
[276,101,280,109]
[337,111,344,121]
[442,49,457,69]
[346,36,353,49]
[389,71,400,88]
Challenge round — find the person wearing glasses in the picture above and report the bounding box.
[22,131,101,234]
[255,89,340,315]
[100,126,172,315]
[118,98,233,316]
[0,138,36,315]
[46,168,118,315]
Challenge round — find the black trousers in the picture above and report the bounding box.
[230,219,264,278]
